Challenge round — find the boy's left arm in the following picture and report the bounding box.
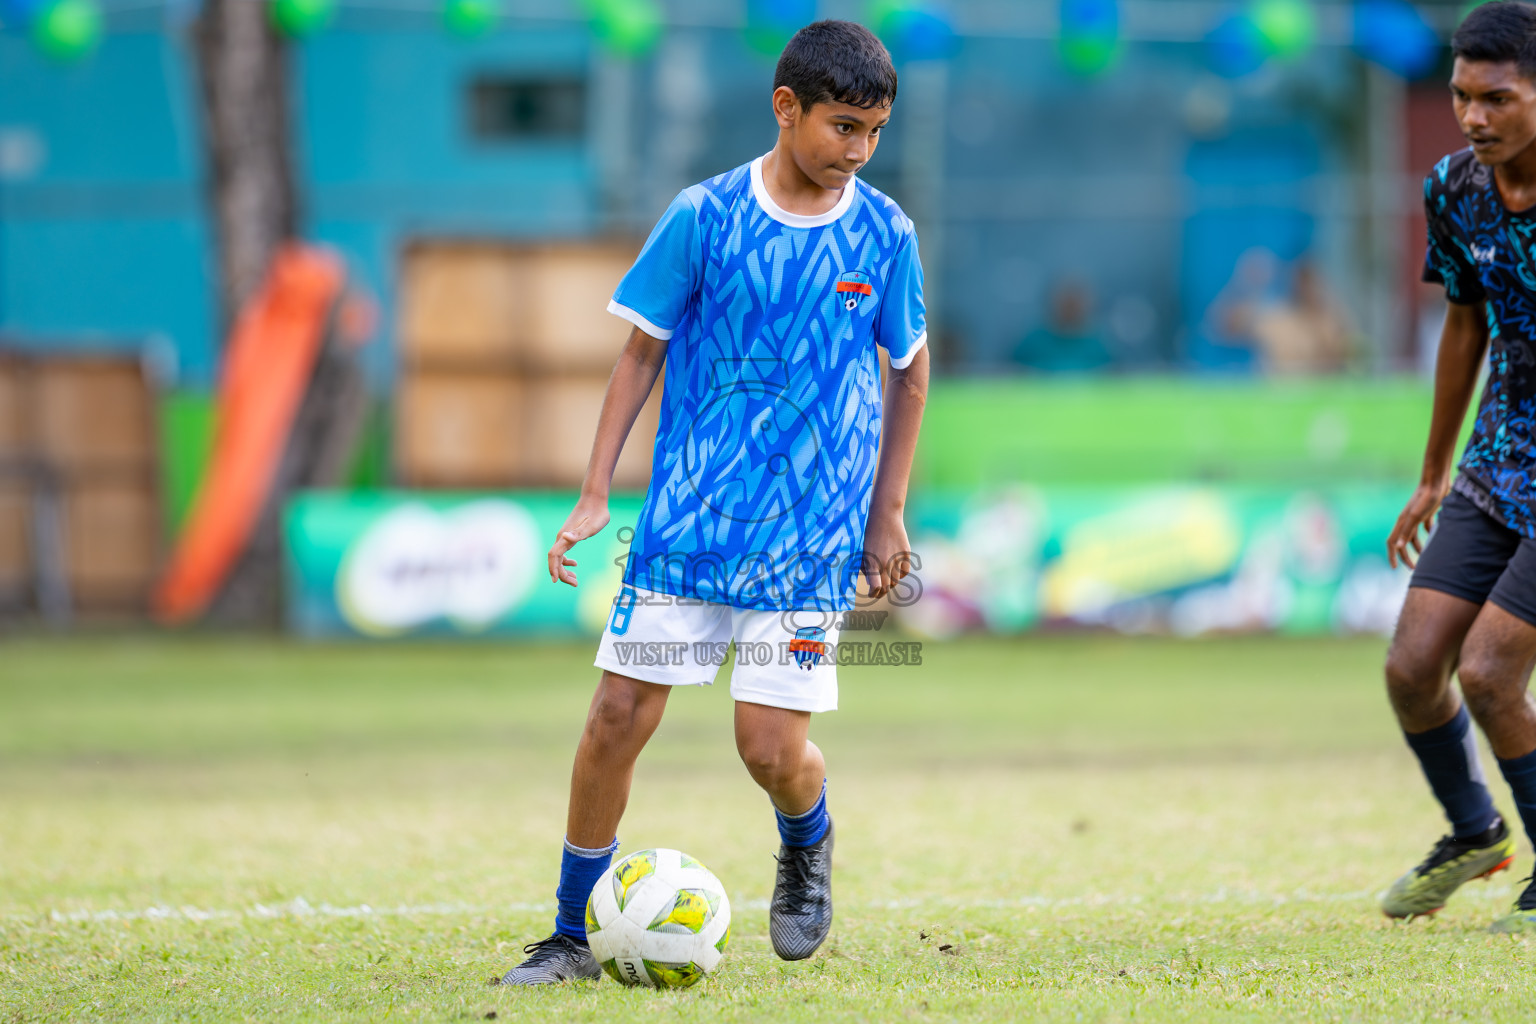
[863,345,929,598]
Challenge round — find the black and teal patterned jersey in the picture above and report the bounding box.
[607,155,927,611]
[1423,147,1536,536]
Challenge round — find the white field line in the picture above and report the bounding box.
[41,898,546,924]
[24,885,1521,925]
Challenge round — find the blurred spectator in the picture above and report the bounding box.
[1197,247,1283,371]
[1251,260,1357,375]
[1198,249,1355,375]
[1012,278,1112,373]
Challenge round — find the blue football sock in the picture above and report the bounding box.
[1498,748,1536,848]
[775,781,829,848]
[553,837,618,941]
[1405,705,1499,839]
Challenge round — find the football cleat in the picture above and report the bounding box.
[769,818,834,960]
[496,933,601,986]
[1489,873,1536,934]
[1381,818,1515,919]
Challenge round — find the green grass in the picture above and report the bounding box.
[4,635,1536,1021]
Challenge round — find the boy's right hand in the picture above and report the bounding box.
[548,494,611,587]
[1387,479,1448,571]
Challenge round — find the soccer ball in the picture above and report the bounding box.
[585,848,731,988]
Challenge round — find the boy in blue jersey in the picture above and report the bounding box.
[499,20,928,984]
[1381,1,1536,933]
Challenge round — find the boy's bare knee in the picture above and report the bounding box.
[586,674,663,744]
[1384,644,1449,713]
[737,736,798,789]
[1458,655,1518,723]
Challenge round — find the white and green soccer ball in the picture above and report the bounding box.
[585,847,731,988]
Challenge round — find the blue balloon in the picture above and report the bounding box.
[1207,13,1267,78]
[0,0,49,26]
[886,5,956,62]
[1355,0,1440,79]
[745,0,814,53]
[747,0,813,30]
[1061,0,1118,37]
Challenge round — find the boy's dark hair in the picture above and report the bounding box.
[1453,0,1536,78]
[774,20,897,111]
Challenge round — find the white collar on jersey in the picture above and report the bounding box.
[750,153,857,228]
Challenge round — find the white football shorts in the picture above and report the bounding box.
[593,585,842,713]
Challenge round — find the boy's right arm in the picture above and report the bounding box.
[1387,299,1489,570]
[547,325,668,586]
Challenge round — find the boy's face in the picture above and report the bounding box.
[772,86,890,191]
[1451,57,1536,167]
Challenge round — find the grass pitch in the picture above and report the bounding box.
[4,634,1536,1022]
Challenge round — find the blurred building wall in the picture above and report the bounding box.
[0,1,1457,388]
[0,32,212,378]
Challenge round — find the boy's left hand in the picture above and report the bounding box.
[861,509,913,600]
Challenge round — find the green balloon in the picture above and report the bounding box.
[1059,33,1120,76]
[868,0,905,32]
[585,0,661,57]
[444,0,498,38]
[1250,0,1314,58]
[32,0,101,62]
[270,0,335,39]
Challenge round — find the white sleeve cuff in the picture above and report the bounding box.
[887,331,928,370]
[607,299,675,341]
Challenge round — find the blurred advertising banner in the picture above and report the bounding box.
[900,485,1412,639]
[285,492,644,638]
[285,486,1412,639]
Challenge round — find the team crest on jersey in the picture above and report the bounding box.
[835,271,873,312]
[789,626,828,670]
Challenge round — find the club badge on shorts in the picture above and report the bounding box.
[790,626,828,671]
[835,271,873,312]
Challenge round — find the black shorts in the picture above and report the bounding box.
[1411,489,1536,627]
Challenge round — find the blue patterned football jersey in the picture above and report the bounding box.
[607,154,927,611]
[1424,148,1536,535]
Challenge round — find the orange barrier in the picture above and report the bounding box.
[153,245,345,624]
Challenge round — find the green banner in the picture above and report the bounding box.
[285,485,1414,639]
[284,491,645,638]
[900,484,1411,638]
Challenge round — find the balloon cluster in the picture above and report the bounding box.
[1,0,100,62]
[1205,0,1312,78]
[581,0,661,57]
[1354,0,1439,78]
[270,0,335,38]
[5,0,1448,79]
[1251,0,1316,58]
[870,0,956,63]
[1206,13,1269,78]
[273,0,501,42]
[746,0,814,56]
[1059,0,1120,75]
[443,0,498,38]
[1203,0,1441,80]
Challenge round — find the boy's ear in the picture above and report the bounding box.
[772,85,803,130]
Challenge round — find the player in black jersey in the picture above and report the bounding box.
[1381,1,1536,931]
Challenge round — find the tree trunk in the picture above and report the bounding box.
[194,0,297,327]
[193,0,302,627]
